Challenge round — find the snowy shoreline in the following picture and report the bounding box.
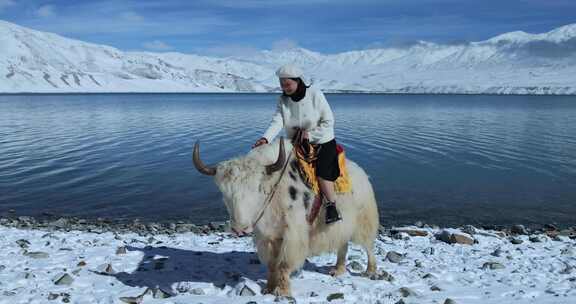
[1,216,575,304]
[1,90,576,96]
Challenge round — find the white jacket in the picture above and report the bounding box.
[262,86,335,144]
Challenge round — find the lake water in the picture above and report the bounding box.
[1,93,575,227]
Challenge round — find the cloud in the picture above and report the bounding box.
[272,39,299,51]
[198,44,260,57]
[0,0,15,12]
[119,11,144,22]
[511,37,576,58]
[35,5,55,18]
[142,40,173,51]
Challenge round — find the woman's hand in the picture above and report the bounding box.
[252,137,268,149]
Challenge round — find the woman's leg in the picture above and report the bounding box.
[318,177,337,202]
[319,177,341,224]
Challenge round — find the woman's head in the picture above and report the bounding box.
[279,78,300,95]
[276,64,307,97]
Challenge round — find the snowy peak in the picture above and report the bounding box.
[1,20,576,94]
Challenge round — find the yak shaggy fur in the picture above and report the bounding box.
[211,138,379,296]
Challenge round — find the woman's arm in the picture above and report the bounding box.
[262,99,284,143]
[307,90,334,143]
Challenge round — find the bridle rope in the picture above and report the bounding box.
[251,148,294,229]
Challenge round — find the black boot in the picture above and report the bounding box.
[325,201,342,224]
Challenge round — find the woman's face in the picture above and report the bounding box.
[279,78,298,95]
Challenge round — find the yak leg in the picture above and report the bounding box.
[263,267,278,294]
[262,239,282,294]
[363,241,377,275]
[273,262,292,296]
[330,243,348,276]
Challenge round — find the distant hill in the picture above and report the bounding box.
[1,20,575,94]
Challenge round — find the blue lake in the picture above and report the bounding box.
[1,93,575,227]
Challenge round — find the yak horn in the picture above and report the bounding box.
[266,137,285,175]
[193,141,217,176]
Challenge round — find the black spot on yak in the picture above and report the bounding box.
[289,186,298,201]
[290,160,298,171]
[303,192,311,209]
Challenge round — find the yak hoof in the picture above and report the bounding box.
[271,286,291,297]
[329,266,346,277]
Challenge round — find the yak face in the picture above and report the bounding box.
[214,158,268,234]
[193,138,287,235]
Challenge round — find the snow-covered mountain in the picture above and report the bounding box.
[1,20,575,94]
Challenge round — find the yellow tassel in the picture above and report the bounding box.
[296,149,351,195]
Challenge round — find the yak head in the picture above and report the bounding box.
[193,138,286,235]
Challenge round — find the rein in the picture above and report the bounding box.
[250,148,294,229]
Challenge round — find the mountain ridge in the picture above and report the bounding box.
[1,20,575,94]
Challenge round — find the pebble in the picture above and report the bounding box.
[116,246,127,254]
[511,224,528,235]
[327,292,344,301]
[386,251,404,263]
[24,251,49,259]
[52,273,74,285]
[444,299,457,304]
[510,238,523,245]
[398,287,419,297]
[348,261,364,272]
[482,262,505,270]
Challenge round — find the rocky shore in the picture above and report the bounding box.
[1,215,574,239]
[1,215,575,304]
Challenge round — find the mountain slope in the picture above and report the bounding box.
[1,20,575,94]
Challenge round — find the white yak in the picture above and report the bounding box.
[193,138,379,296]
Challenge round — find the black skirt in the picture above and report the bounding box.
[316,139,340,182]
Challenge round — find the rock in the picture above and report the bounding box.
[366,269,394,281]
[327,292,344,301]
[482,262,505,270]
[510,238,523,245]
[444,299,457,304]
[436,230,452,243]
[450,233,475,245]
[422,273,436,279]
[233,278,261,297]
[16,239,30,249]
[422,247,435,255]
[529,235,544,243]
[53,218,69,229]
[394,300,406,304]
[511,225,528,235]
[239,285,256,296]
[348,261,364,272]
[430,285,442,291]
[391,227,428,237]
[24,251,49,259]
[77,261,87,267]
[414,260,422,268]
[399,287,419,297]
[48,293,59,300]
[95,263,116,275]
[119,295,143,304]
[190,288,205,295]
[393,232,410,240]
[490,248,503,257]
[152,287,172,299]
[52,273,74,285]
[544,224,558,231]
[462,225,478,235]
[386,251,404,263]
[275,296,297,303]
[116,246,127,254]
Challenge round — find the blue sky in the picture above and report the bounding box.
[1,0,575,56]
